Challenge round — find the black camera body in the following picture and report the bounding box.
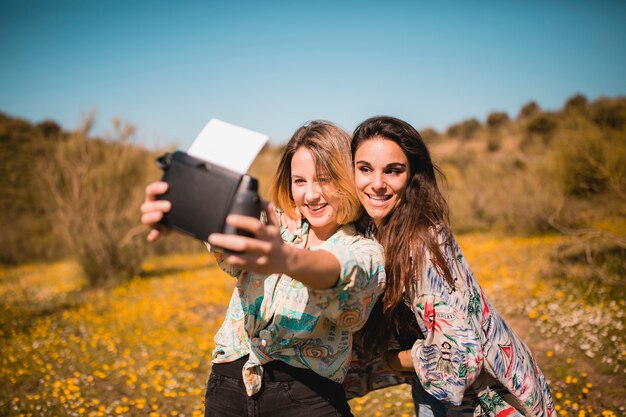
[155,151,261,241]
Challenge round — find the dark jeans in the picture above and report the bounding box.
[411,379,447,417]
[205,358,353,417]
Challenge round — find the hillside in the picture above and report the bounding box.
[2,95,625,286]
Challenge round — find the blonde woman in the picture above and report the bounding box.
[141,121,385,416]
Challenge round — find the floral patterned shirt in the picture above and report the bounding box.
[212,220,386,396]
[345,227,555,417]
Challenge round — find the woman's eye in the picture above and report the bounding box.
[293,179,305,185]
[358,166,371,173]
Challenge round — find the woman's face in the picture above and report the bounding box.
[291,146,340,235]
[354,137,410,226]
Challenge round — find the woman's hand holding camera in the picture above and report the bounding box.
[140,181,172,241]
[208,215,290,275]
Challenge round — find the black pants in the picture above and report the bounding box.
[205,357,353,417]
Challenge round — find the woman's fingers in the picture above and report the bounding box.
[147,229,161,242]
[145,181,169,201]
[221,252,271,268]
[208,233,272,254]
[208,217,285,273]
[141,210,164,226]
[140,200,171,215]
[142,181,171,242]
[224,215,268,239]
[140,200,171,226]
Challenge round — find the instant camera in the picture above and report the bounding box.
[154,119,268,241]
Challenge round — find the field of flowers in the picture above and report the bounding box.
[1,234,623,417]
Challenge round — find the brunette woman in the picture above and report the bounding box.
[344,116,555,417]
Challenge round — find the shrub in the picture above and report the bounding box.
[446,122,462,137]
[486,111,510,129]
[486,135,501,152]
[445,119,480,139]
[0,114,64,264]
[445,155,555,233]
[564,93,588,112]
[40,116,153,286]
[461,118,481,139]
[591,97,626,130]
[549,118,626,198]
[518,101,541,119]
[36,120,62,138]
[526,114,558,137]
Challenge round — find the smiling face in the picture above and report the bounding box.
[354,137,410,227]
[291,146,340,239]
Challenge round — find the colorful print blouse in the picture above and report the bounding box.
[345,229,555,417]
[212,220,386,396]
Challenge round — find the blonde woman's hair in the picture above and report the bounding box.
[269,120,361,225]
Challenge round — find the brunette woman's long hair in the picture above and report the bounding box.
[352,116,455,352]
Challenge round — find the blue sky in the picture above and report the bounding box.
[1,1,625,147]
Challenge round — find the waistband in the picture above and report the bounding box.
[212,356,338,385]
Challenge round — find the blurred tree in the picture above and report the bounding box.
[518,101,541,119]
[446,122,461,137]
[591,97,626,130]
[39,115,152,286]
[485,112,508,152]
[461,118,481,139]
[550,114,626,198]
[446,119,481,139]
[526,114,558,138]
[564,93,588,111]
[36,120,62,138]
[486,111,510,129]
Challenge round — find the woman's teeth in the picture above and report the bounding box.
[366,194,391,207]
[307,203,327,212]
[367,194,391,201]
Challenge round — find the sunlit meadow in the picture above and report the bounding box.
[1,234,624,417]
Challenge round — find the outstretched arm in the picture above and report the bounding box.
[208,214,341,289]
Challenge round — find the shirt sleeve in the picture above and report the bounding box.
[410,291,483,406]
[308,237,386,331]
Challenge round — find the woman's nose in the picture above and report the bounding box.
[305,183,321,200]
[371,173,386,190]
